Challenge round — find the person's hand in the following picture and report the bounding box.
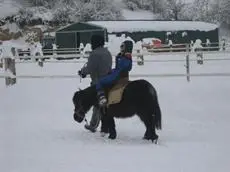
[78,70,86,78]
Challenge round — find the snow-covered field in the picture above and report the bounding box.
[0,52,230,172]
[0,0,21,18]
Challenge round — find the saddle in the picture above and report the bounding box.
[107,77,129,106]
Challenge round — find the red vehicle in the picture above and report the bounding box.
[142,38,187,52]
[142,38,162,49]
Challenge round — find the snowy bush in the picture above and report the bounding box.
[122,0,164,12]
[15,0,123,25]
[77,0,123,21]
[52,6,72,24]
[209,0,230,25]
[14,6,53,27]
[27,0,56,8]
[122,0,139,11]
[15,9,34,25]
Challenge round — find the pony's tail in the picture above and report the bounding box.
[154,100,162,130]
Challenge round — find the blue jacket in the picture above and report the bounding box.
[96,53,132,90]
[114,53,132,78]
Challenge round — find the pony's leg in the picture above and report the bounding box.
[150,115,159,143]
[100,113,109,134]
[108,116,117,140]
[100,108,109,135]
[140,114,158,143]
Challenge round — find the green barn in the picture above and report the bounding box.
[55,20,219,49]
[87,20,219,45]
[55,22,107,49]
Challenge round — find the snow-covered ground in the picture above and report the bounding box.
[1,1,230,171]
[0,0,21,18]
[0,52,230,172]
[122,9,156,20]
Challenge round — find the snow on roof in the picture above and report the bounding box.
[87,21,218,33]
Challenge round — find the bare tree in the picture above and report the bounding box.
[27,0,56,8]
[219,0,230,25]
[191,0,211,21]
[148,0,164,13]
[162,0,186,20]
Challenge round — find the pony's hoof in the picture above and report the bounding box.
[152,137,158,144]
[143,134,158,144]
[100,132,108,137]
[100,128,109,134]
[108,133,117,140]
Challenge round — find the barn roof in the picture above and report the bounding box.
[56,22,106,33]
[87,20,218,33]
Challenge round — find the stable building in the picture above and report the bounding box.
[87,20,219,45]
[55,22,107,49]
[55,20,219,49]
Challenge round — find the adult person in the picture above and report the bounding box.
[95,40,133,106]
[78,34,112,132]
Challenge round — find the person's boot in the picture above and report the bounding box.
[84,106,101,133]
[97,90,107,107]
[84,124,96,133]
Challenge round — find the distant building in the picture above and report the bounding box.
[55,22,107,49]
[88,20,219,45]
[54,20,219,49]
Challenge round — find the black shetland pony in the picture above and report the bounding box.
[72,79,162,143]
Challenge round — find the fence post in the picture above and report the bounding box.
[11,47,17,85]
[185,44,190,82]
[4,58,16,86]
[4,47,17,86]
[4,58,11,86]
[38,58,44,67]
[0,59,3,68]
[196,51,204,65]
[137,49,144,65]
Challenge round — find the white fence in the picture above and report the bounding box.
[1,44,230,86]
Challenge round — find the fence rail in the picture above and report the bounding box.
[1,73,230,79]
[13,57,230,64]
[1,44,230,85]
[13,42,230,60]
[5,49,230,62]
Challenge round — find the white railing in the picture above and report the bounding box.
[1,73,230,79]
[143,42,229,52]
[11,50,230,62]
[14,42,230,60]
[13,56,230,64]
[1,44,230,86]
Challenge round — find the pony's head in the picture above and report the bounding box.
[72,90,86,123]
[72,86,97,123]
